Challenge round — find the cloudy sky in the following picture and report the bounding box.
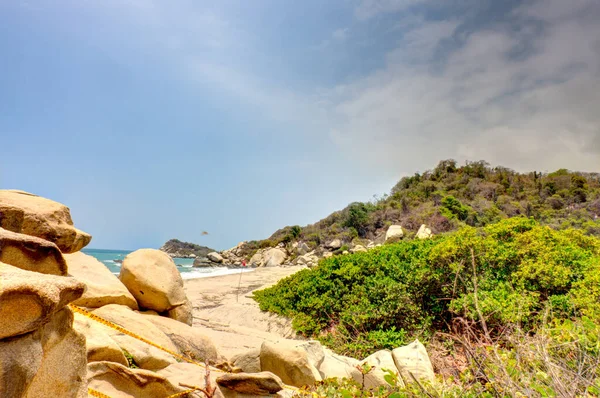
[1,0,599,250]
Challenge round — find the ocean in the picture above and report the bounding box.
[82,248,253,280]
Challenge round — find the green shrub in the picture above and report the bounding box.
[254,218,600,358]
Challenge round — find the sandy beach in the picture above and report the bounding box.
[183,265,308,359]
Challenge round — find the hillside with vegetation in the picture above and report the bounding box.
[241,160,600,258]
[251,160,600,397]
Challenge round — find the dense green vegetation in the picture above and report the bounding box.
[243,161,600,256]
[254,218,600,357]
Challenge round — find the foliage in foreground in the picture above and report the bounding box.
[253,218,600,358]
[293,318,600,397]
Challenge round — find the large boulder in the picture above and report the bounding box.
[0,262,85,339]
[249,250,266,267]
[119,249,187,312]
[416,224,433,239]
[385,225,404,241]
[263,248,287,267]
[318,349,362,383]
[260,340,322,388]
[0,190,91,253]
[73,312,128,366]
[350,245,367,253]
[93,305,179,370]
[166,299,193,326]
[0,331,43,398]
[208,252,224,263]
[231,348,261,373]
[296,242,310,255]
[143,313,220,365]
[391,340,435,384]
[326,239,342,250]
[65,251,138,310]
[216,372,284,395]
[87,362,183,398]
[0,227,67,275]
[362,350,403,389]
[24,307,88,398]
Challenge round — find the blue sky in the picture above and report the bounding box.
[1,0,599,250]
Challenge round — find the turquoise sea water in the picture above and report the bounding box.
[82,248,252,280]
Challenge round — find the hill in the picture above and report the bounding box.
[159,239,215,258]
[240,160,600,258]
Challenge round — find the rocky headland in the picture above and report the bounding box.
[159,238,215,259]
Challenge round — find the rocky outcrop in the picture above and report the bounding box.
[326,239,342,250]
[385,225,404,241]
[119,249,187,312]
[24,307,88,398]
[159,238,214,258]
[166,299,193,325]
[391,340,435,383]
[416,224,433,239]
[362,349,403,389]
[208,252,224,263]
[143,313,220,365]
[87,362,184,398]
[93,304,180,370]
[350,245,367,253]
[216,371,285,395]
[0,190,91,253]
[263,248,287,267]
[0,262,85,340]
[0,262,87,397]
[73,312,128,366]
[231,348,261,373]
[259,341,322,388]
[0,227,67,275]
[65,251,138,310]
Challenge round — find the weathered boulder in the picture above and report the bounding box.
[250,249,266,267]
[0,331,43,398]
[143,313,220,365]
[87,361,183,398]
[217,372,284,395]
[263,248,287,267]
[416,224,433,239]
[392,340,435,384]
[119,249,187,312]
[260,340,322,388]
[0,190,91,253]
[322,251,333,259]
[385,225,404,241]
[166,299,193,326]
[362,350,403,389]
[231,348,261,373]
[0,227,67,275]
[93,305,179,370]
[208,252,224,263]
[350,245,367,253]
[318,349,362,383]
[73,312,128,366]
[297,242,310,255]
[25,307,88,398]
[66,251,138,310]
[0,262,85,339]
[326,239,342,250]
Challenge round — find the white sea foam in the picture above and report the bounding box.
[180,267,254,280]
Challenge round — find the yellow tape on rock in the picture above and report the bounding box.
[69,304,313,398]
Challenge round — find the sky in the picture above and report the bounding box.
[1,0,599,250]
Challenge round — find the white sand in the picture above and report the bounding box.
[183,265,308,359]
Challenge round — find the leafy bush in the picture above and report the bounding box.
[254,218,600,358]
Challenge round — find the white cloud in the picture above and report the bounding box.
[355,0,428,20]
[326,0,600,174]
